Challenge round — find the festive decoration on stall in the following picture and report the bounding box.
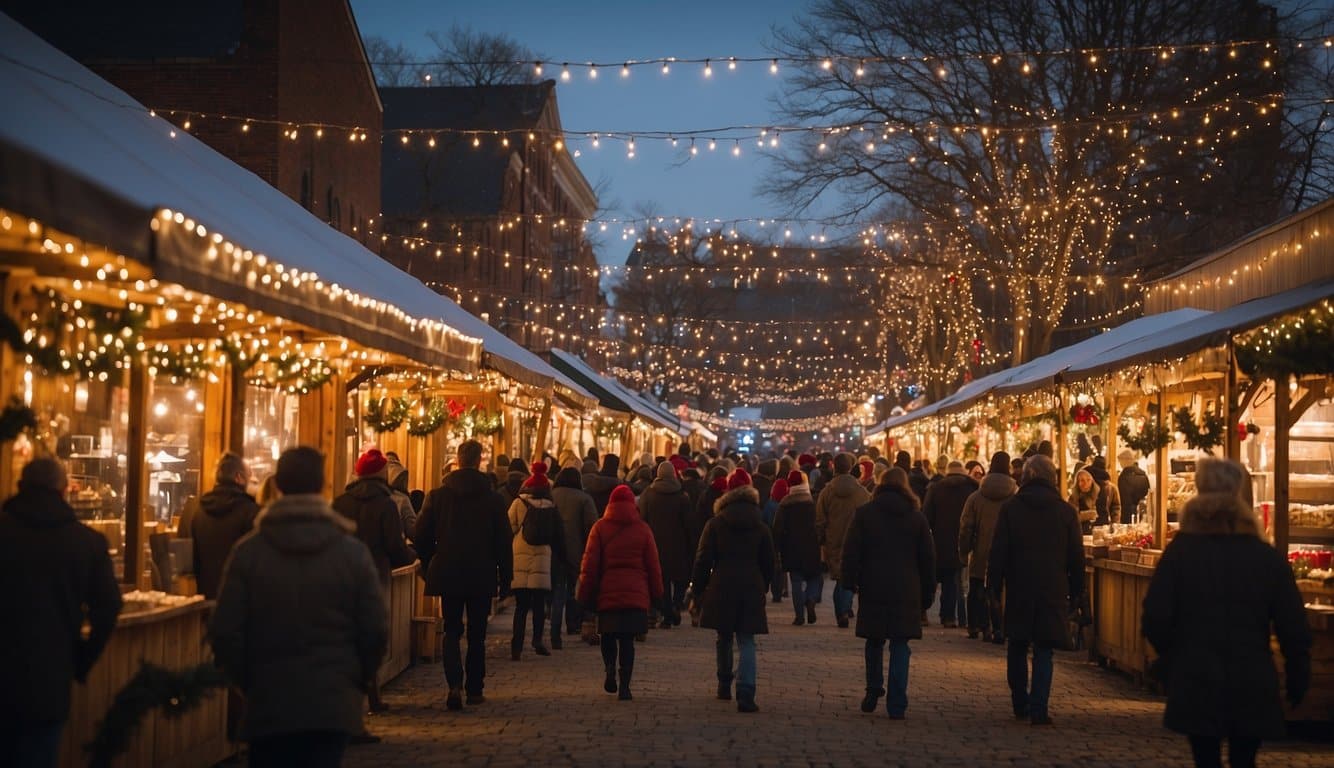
[1238,421,1262,442]
[594,417,623,440]
[1235,300,1334,378]
[0,397,37,443]
[407,398,447,437]
[1117,419,1173,457]
[1069,402,1101,426]
[262,352,333,395]
[363,396,412,433]
[87,661,228,768]
[10,290,146,379]
[461,404,504,437]
[146,343,215,383]
[1171,406,1226,454]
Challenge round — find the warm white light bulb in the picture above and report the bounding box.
[561,64,570,81]
[728,57,737,70]
[622,63,630,77]
[534,62,543,76]
[704,60,712,77]
[770,59,779,74]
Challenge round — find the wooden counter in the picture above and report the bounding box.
[377,564,417,687]
[1092,558,1158,681]
[61,599,229,768]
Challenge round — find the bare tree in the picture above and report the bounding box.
[363,35,427,87]
[425,26,542,87]
[769,0,1327,365]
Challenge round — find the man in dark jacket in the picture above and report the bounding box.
[333,449,417,586]
[1116,450,1151,524]
[690,469,774,713]
[753,459,777,509]
[638,461,694,628]
[188,452,258,599]
[583,454,623,518]
[921,461,977,629]
[773,471,822,626]
[210,447,387,765]
[0,458,121,767]
[908,461,931,502]
[414,440,513,711]
[987,455,1084,726]
[841,469,935,720]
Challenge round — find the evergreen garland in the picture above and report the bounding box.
[15,290,145,378]
[1236,302,1334,378]
[264,352,333,395]
[0,397,37,443]
[407,398,448,437]
[464,405,504,436]
[86,661,228,768]
[363,396,411,433]
[146,343,213,383]
[594,417,622,439]
[1117,419,1173,456]
[1171,406,1226,454]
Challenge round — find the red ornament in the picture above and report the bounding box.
[447,399,467,419]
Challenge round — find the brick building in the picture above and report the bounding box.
[4,0,381,245]
[379,82,602,352]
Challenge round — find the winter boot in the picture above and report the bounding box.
[805,600,817,625]
[618,667,633,701]
[716,678,733,701]
[603,663,617,694]
[736,687,759,713]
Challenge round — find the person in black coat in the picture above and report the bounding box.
[908,461,931,502]
[1116,450,1151,523]
[187,452,259,600]
[987,455,1084,726]
[841,467,935,720]
[921,461,977,629]
[772,470,822,625]
[0,458,121,767]
[414,440,514,710]
[1142,458,1310,768]
[583,454,624,519]
[638,462,694,628]
[689,469,774,713]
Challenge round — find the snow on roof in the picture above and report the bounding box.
[549,349,685,435]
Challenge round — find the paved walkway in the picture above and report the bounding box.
[345,583,1328,767]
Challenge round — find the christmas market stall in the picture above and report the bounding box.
[0,17,490,765]
[550,348,690,459]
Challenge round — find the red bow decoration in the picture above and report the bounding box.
[447,399,467,419]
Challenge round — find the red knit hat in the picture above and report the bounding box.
[609,484,636,505]
[770,479,789,503]
[727,468,752,491]
[786,470,805,487]
[355,448,388,477]
[522,461,550,490]
[859,460,875,482]
[797,453,815,467]
[710,477,728,493]
[669,455,688,473]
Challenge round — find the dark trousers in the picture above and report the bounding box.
[550,562,580,638]
[936,568,961,623]
[600,632,636,671]
[1187,734,1261,768]
[0,719,64,768]
[1007,640,1054,720]
[865,638,912,716]
[967,577,1002,636]
[660,579,687,624]
[248,730,347,768]
[512,588,550,649]
[442,591,492,695]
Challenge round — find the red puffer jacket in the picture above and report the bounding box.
[578,496,664,612]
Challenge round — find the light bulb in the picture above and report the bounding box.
[728,57,737,70]
[589,65,597,79]
[770,59,779,74]
[534,61,543,76]
[622,63,630,77]
[560,64,570,81]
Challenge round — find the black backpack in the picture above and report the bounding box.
[515,498,554,547]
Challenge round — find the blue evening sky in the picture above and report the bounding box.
[351,0,842,263]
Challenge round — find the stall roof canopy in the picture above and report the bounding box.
[0,14,482,372]
[1064,278,1334,381]
[550,349,686,435]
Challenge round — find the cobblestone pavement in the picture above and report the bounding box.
[345,583,1329,768]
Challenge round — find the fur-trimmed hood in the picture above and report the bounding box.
[779,485,813,505]
[714,485,761,516]
[1179,492,1263,537]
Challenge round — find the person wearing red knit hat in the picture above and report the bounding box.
[505,462,567,661]
[688,467,774,713]
[774,468,824,627]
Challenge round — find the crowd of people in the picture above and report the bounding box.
[0,436,1312,768]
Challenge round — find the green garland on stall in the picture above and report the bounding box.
[464,405,504,437]
[0,397,37,443]
[1235,304,1334,378]
[1117,419,1174,457]
[594,417,622,439]
[1171,406,1226,454]
[14,290,146,378]
[86,661,228,768]
[146,343,213,383]
[264,352,333,395]
[364,396,411,433]
[407,398,448,437]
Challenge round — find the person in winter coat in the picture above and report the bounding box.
[841,467,935,720]
[551,467,598,642]
[210,447,387,765]
[761,478,788,603]
[773,471,823,626]
[0,458,121,767]
[690,469,775,713]
[922,460,977,629]
[414,440,513,710]
[189,452,258,600]
[987,455,1084,726]
[638,461,694,628]
[753,459,777,509]
[578,486,665,701]
[499,458,530,508]
[959,452,1016,642]
[1142,457,1310,768]
[680,467,706,515]
[584,454,624,520]
[1087,456,1121,526]
[1070,469,1106,534]
[506,463,566,660]
[816,453,872,627]
[384,452,416,544]
[1117,450,1151,524]
[858,459,877,493]
[908,461,931,501]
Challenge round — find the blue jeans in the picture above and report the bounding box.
[716,632,757,695]
[833,580,855,619]
[790,572,823,616]
[1007,641,1054,720]
[0,719,64,768]
[865,638,912,716]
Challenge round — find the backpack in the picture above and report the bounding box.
[516,498,554,547]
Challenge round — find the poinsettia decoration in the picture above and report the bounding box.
[1237,421,1261,442]
[1069,403,1101,426]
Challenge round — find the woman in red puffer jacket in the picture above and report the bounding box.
[578,485,664,701]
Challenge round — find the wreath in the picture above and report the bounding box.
[364,396,411,433]
[86,661,228,768]
[1172,406,1225,454]
[407,398,448,437]
[1117,419,1173,456]
[0,397,37,443]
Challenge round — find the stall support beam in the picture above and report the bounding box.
[1056,387,1069,485]
[1274,375,1291,553]
[124,361,149,587]
[1154,388,1169,550]
[532,396,553,463]
[1225,342,1241,461]
[227,364,246,456]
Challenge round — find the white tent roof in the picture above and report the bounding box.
[550,349,686,435]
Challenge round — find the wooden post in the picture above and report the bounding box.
[199,372,230,495]
[124,361,149,586]
[1273,375,1291,553]
[1056,386,1069,486]
[1154,388,1169,550]
[1225,341,1241,462]
[227,364,246,455]
[532,395,553,463]
[1105,392,1119,462]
